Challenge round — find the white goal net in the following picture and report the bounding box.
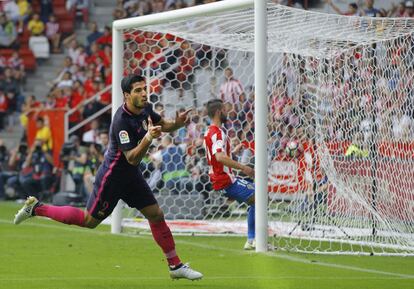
[112,1,414,255]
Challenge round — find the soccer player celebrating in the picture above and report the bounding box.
[204,99,256,250]
[13,74,203,281]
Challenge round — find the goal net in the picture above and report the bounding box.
[112,1,414,255]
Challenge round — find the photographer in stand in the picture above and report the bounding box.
[4,142,28,200]
[59,135,87,196]
[19,139,55,201]
[0,139,10,200]
[82,142,104,199]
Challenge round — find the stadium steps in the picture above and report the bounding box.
[24,54,67,100]
[0,118,25,149]
[89,0,114,29]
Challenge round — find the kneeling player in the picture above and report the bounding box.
[204,99,256,250]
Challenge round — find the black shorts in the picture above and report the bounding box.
[87,167,157,220]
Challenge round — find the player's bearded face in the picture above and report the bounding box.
[129,81,147,109]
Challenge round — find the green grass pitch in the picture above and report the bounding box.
[0,201,413,289]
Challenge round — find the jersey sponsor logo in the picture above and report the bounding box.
[142,119,148,131]
[119,130,130,144]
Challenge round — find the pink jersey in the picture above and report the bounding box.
[204,124,235,190]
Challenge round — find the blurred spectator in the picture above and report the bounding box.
[3,1,20,24]
[19,139,54,200]
[82,119,101,144]
[8,51,25,76]
[34,116,53,151]
[345,132,369,158]
[219,67,245,109]
[160,134,190,194]
[390,1,407,17]
[404,1,414,17]
[86,22,102,51]
[0,90,9,131]
[96,26,112,46]
[19,94,41,135]
[57,71,74,89]
[39,0,53,23]
[5,142,28,199]
[17,0,31,23]
[1,67,21,112]
[45,14,61,53]
[67,0,90,25]
[0,139,10,200]
[362,0,380,17]
[27,13,45,36]
[66,135,87,196]
[153,0,166,13]
[0,13,18,48]
[28,13,50,58]
[98,129,109,153]
[50,56,75,87]
[82,142,103,198]
[324,0,360,16]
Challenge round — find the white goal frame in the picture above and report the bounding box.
[111,0,269,252]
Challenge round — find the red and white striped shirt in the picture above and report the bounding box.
[219,78,244,104]
[204,124,235,190]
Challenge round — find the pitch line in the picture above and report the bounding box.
[1,218,413,279]
[0,276,410,282]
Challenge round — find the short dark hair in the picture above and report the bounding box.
[349,3,358,9]
[99,129,109,135]
[206,99,223,118]
[121,74,145,94]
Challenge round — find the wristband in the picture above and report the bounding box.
[145,133,153,142]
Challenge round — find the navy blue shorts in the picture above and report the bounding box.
[87,167,157,220]
[223,178,255,203]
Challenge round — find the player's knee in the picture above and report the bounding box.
[145,208,164,223]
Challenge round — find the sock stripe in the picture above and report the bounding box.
[165,250,177,259]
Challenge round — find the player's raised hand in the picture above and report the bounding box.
[175,107,193,127]
[242,166,255,179]
[146,117,162,141]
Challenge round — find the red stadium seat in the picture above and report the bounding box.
[53,0,67,6]
[18,28,30,49]
[21,54,36,71]
[59,20,75,34]
[53,6,68,17]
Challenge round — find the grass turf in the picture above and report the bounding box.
[0,201,413,289]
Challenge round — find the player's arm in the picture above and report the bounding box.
[123,118,161,166]
[215,152,254,179]
[324,0,343,15]
[158,108,192,132]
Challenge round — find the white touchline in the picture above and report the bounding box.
[1,218,413,279]
[0,276,409,282]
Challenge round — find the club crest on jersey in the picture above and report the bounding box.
[119,130,130,144]
[142,119,148,131]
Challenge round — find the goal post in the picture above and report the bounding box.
[110,0,414,256]
[111,0,267,246]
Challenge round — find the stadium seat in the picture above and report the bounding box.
[18,28,30,49]
[59,20,75,34]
